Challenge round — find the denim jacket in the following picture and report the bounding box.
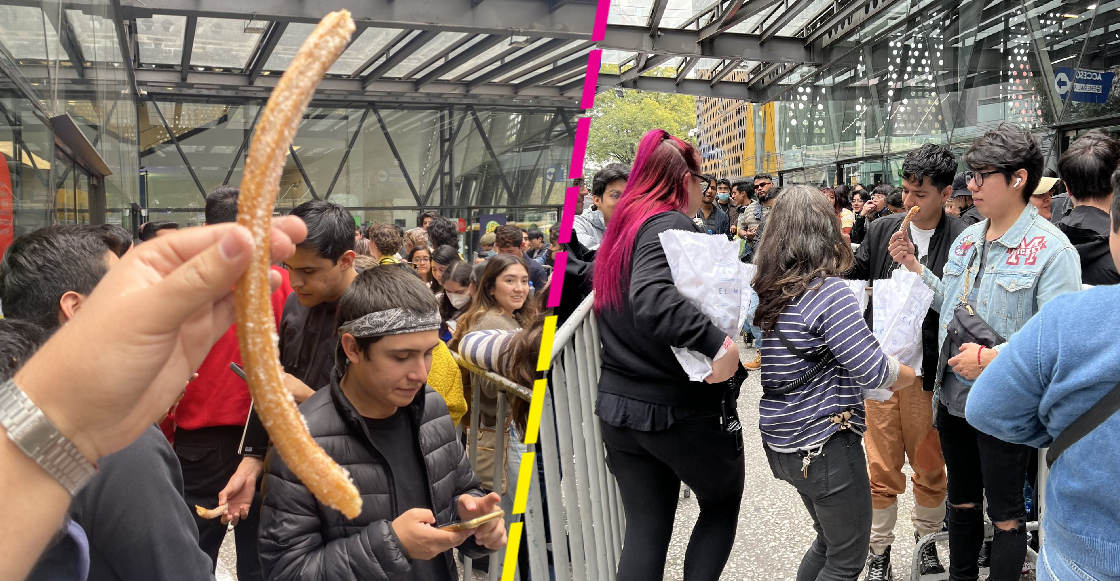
[920,204,1082,394]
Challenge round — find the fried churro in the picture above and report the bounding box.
[233,10,362,519]
[195,504,228,520]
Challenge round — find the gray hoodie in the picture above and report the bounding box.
[572,208,607,251]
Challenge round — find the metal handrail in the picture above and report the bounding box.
[551,292,595,361]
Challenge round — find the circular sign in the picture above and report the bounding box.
[1055,72,1071,96]
[377,169,388,183]
[485,220,501,234]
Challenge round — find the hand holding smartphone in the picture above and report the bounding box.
[437,509,504,532]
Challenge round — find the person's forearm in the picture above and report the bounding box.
[0,435,74,581]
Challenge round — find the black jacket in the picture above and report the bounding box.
[694,205,730,237]
[851,214,868,244]
[259,382,490,581]
[847,210,966,390]
[35,426,216,581]
[959,205,983,226]
[555,236,595,325]
[597,211,727,410]
[1057,205,1120,286]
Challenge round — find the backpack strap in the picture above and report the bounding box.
[1046,379,1120,468]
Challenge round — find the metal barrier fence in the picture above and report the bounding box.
[453,292,624,581]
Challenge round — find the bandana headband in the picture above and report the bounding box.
[338,308,441,338]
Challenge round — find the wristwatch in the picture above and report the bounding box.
[0,378,96,495]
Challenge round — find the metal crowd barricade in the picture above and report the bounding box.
[453,352,542,581]
[543,292,624,581]
[451,292,623,581]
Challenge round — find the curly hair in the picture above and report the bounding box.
[752,185,854,332]
[369,224,402,257]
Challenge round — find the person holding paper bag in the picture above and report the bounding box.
[889,125,1082,581]
[593,129,745,581]
[845,144,965,580]
[753,185,916,581]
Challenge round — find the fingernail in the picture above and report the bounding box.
[219,228,250,261]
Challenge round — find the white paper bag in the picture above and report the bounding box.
[846,280,870,314]
[659,230,754,381]
[869,269,935,401]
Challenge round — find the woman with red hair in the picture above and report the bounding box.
[593,129,745,581]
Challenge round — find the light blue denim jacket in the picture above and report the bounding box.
[920,204,1082,395]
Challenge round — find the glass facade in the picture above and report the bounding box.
[137,100,574,230]
[681,0,1120,187]
[0,0,140,247]
[0,2,577,253]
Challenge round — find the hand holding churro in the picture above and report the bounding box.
[233,11,362,519]
[898,205,920,238]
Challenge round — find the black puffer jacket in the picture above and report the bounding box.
[258,381,491,581]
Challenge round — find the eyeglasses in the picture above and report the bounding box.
[754,182,772,189]
[413,256,430,263]
[698,177,711,194]
[964,169,1002,188]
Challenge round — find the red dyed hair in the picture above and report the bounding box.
[593,129,702,312]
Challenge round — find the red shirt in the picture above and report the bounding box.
[173,266,293,431]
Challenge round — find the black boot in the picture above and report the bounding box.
[915,532,946,575]
[988,522,1028,581]
[864,545,894,581]
[947,504,985,580]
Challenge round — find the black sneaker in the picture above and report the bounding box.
[978,539,992,568]
[864,545,894,581]
[915,532,946,575]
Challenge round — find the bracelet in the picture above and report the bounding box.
[977,346,985,370]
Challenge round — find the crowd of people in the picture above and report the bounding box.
[4,123,1120,581]
[578,124,1120,581]
[0,185,571,581]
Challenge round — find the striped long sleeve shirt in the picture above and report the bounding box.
[759,277,898,452]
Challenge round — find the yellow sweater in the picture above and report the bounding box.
[428,340,468,426]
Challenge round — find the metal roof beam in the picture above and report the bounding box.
[362,30,439,87]
[675,57,699,85]
[465,37,569,90]
[350,28,411,78]
[648,0,669,36]
[401,34,475,79]
[45,7,87,78]
[598,73,758,100]
[415,34,506,89]
[246,21,288,85]
[619,53,673,83]
[600,25,820,64]
[120,0,595,39]
[699,0,783,40]
[179,16,196,82]
[514,53,587,91]
[760,0,819,42]
[709,58,742,86]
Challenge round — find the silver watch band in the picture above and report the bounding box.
[0,378,96,495]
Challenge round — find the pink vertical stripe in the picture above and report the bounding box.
[558,186,580,244]
[569,117,590,179]
[547,252,568,308]
[592,0,611,41]
[581,50,602,110]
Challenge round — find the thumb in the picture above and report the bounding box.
[143,226,253,326]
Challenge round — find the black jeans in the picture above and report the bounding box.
[764,430,872,581]
[601,414,745,581]
[174,426,264,581]
[936,404,1032,581]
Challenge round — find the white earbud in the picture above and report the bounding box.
[1015,178,1022,187]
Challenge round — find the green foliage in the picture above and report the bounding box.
[587,65,697,168]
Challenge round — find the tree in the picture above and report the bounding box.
[587,66,697,168]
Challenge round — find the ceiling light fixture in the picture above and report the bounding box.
[244,19,269,34]
[510,31,532,48]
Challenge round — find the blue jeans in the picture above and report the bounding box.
[1038,543,1107,581]
[745,288,763,343]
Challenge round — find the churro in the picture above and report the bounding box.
[233,10,362,519]
[899,205,920,235]
[195,504,228,520]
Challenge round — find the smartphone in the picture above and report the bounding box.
[437,509,504,532]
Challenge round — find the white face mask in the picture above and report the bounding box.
[447,292,471,309]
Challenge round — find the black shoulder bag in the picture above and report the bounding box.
[1046,381,1120,468]
[763,327,836,396]
[945,241,1004,353]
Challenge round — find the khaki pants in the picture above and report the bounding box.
[865,377,947,552]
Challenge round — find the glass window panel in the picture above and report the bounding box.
[383,31,467,78]
[776,0,831,36]
[135,15,186,65]
[686,58,723,79]
[190,17,260,69]
[440,39,517,81]
[264,22,315,71]
[332,27,405,76]
[495,41,587,83]
[727,12,772,35]
[0,5,60,61]
[661,0,706,29]
[607,0,656,25]
[66,9,121,63]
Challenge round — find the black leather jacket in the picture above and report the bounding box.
[259,381,491,581]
